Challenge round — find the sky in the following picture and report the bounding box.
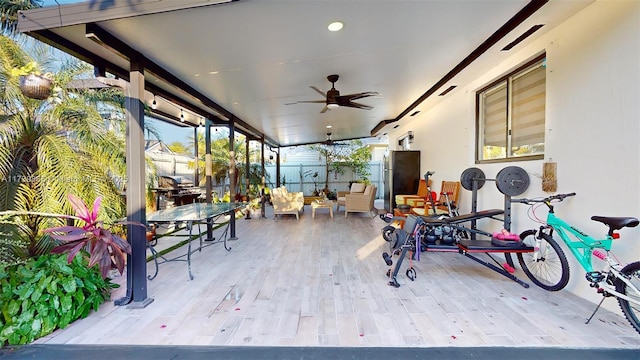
[145,118,231,146]
[146,118,196,145]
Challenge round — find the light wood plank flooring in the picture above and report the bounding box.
[35,205,640,347]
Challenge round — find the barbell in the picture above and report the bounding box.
[460,166,530,196]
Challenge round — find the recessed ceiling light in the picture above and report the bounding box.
[328,21,343,32]
[326,125,332,129]
[194,73,200,77]
[208,71,219,75]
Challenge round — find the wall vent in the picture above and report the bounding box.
[438,85,457,96]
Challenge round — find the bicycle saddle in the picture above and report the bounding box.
[591,216,639,232]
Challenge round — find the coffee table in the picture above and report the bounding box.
[311,199,334,218]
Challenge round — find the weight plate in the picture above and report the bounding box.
[460,167,486,191]
[496,166,530,196]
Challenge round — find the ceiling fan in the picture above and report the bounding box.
[323,132,348,146]
[286,74,378,113]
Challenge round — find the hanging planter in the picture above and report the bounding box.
[19,74,53,100]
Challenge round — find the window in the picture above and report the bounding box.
[476,54,546,162]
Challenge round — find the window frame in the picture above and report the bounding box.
[475,53,546,163]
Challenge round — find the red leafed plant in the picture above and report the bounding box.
[43,194,140,279]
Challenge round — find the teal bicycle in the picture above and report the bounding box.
[507,193,640,334]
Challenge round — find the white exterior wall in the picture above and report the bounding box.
[388,0,640,310]
[147,151,197,184]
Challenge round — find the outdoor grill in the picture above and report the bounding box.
[155,176,203,209]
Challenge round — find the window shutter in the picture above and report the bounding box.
[511,65,545,147]
[482,82,507,147]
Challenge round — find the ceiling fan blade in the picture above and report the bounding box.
[341,91,380,101]
[320,105,329,113]
[344,101,374,110]
[310,86,327,97]
[285,100,326,105]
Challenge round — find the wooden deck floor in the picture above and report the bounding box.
[34,205,640,348]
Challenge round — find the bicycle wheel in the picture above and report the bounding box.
[503,229,535,269]
[517,232,570,291]
[615,261,640,334]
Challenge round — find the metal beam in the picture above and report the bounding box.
[26,27,278,147]
[115,53,153,308]
[370,0,549,136]
[84,23,278,147]
[228,118,237,240]
[261,136,265,218]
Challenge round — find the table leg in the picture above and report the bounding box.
[229,209,237,241]
[186,221,194,280]
[147,240,159,280]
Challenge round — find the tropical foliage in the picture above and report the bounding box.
[188,131,271,196]
[0,253,117,345]
[44,194,136,279]
[309,139,372,192]
[0,35,128,264]
[0,0,42,36]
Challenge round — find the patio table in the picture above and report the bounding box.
[146,202,245,280]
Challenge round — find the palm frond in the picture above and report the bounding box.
[0,33,129,260]
[0,1,43,36]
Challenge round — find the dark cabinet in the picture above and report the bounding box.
[383,150,421,212]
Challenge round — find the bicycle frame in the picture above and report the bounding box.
[545,212,640,307]
[545,212,614,273]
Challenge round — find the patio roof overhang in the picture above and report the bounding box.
[16,0,594,306]
[18,0,593,147]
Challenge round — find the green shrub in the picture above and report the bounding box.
[0,253,118,345]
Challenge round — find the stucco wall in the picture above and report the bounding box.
[388,0,640,310]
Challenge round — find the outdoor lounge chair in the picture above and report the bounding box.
[345,185,377,217]
[336,182,366,212]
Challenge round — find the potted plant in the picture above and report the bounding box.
[249,197,262,217]
[303,170,319,196]
[11,61,55,100]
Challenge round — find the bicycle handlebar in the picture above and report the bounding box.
[512,192,576,205]
[424,171,435,180]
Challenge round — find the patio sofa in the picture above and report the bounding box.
[271,186,304,220]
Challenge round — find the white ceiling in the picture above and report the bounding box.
[20,0,592,147]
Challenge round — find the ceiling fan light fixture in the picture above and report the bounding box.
[328,21,343,32]
[327,103,339,109]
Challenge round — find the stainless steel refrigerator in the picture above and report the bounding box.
[383,150,421,212]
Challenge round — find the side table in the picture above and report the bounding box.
[311,200,334,218]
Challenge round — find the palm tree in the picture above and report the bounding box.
[0,35,127,262]
[0,0,42,36]
[188,131,248,191]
